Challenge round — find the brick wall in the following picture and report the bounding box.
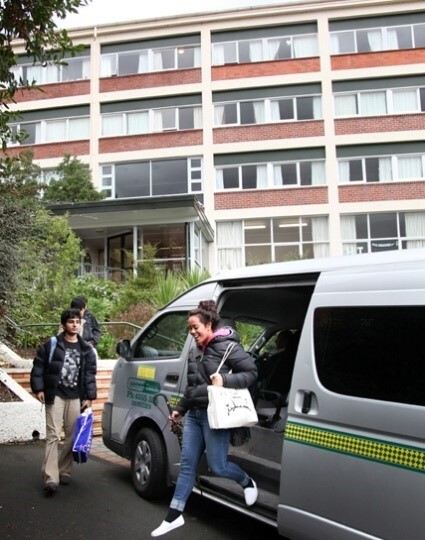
[4,140,90,160]
[339,181,425,203]
[215,186,328,210]
[331,48,425,70]
[99,129,203,153]
[212,57,321,81]
[213,120,324,144]
[100,68,202,93]
[335,114,425,135]
[14,80,90,102]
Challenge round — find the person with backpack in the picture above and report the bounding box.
[30,308,97,495]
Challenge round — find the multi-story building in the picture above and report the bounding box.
[7,0,425,278]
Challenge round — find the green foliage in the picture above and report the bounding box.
[150,273,186,309]
[149,267,211,310]
[66,274,120,322]
[110,244,161,315]
[179,267,211,289]
[11,208,83,326]
[0,0,92,337]
[42,154,104,202]
[5,216,214,356]
[108,302,155,341]
[0,0,91,150]
[0,150,42,336]
[96,332,117,360]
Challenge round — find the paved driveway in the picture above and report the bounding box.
[0,439,281,539]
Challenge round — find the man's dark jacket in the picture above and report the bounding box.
[30,333,97,405]
[82,309,102,346]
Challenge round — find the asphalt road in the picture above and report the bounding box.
[0,440,282,540]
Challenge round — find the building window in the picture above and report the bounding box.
[216,159,325,190]
[314,305,425,406]
[36,169,58,197]
[331,22,425,54]
[101,157,203,199]
[101,166,113,198]
[189,158,203,192]
[100,44,201,77]
[341,212,425,255]
[335,86,425,117]
[12,56,90,85]
[141,224,186,272]
[338,153,425,183]
[214,95,322,126]
[217,221,244,271]
[217,216,329,270]
[102,106,202,136]
[212,32,318,65]
[9,116,89,145]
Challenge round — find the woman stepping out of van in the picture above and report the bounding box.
[151,300,258,537]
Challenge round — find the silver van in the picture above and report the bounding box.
[102,249,425,540]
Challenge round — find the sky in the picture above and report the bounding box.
[57,0,289,28]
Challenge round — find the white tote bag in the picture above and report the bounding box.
[207,344,258,429]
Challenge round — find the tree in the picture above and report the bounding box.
[10,208,84,345]
[43,154,104,202]
[0,0,90,151]
[0,1,94,339]
[0,150,42,319]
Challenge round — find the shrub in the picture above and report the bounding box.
[107,301,155,342]
[96,332,117,360]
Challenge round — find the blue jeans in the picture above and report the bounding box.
[170,408,250,512]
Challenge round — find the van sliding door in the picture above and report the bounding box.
[279,266,425,540]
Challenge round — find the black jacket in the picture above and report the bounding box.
[30,333,97,405]
[175,327,257,415]
[82,309,102,346]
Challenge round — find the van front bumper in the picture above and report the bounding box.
[101,402,126,457]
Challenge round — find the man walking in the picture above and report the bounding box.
[70,296,102,349]
[30,308,97,494]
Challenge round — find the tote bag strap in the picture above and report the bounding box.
[214,343,236,375]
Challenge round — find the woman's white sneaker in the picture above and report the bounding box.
[151,515,185,537]
[243,479,258,506]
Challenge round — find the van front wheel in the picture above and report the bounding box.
[131,427,167,500]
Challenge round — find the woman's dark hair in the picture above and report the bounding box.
[61,308,81,325]
[188,300,220,330]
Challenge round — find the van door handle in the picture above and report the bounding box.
[302,391,313,413]
[166,373,179,383]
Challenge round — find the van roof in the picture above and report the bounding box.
[209,248,425,283]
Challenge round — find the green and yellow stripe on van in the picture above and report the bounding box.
[285,421,425,474]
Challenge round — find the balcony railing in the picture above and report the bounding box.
[77,264,128,281]
[78,258,187,281]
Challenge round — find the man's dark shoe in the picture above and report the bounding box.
[59,476,71,486]
[44,482,58,495]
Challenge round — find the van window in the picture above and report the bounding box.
[132,312,188,360]
[235,320,267,350]
[314,306,425,406]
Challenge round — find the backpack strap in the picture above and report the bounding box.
[48,336,57,365]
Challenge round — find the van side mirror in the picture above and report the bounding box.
[116,339,131,359]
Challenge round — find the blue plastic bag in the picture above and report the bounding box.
[72,408,93,464]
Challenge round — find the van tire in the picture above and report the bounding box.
[131,427,167,500]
